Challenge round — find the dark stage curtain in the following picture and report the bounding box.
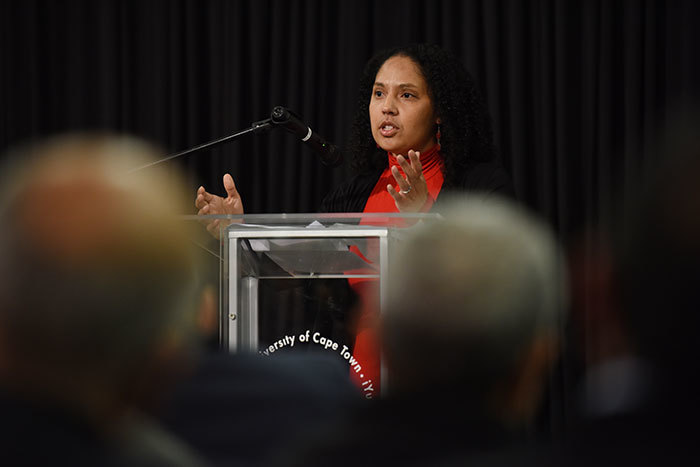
[4,0,699,223]
[2,0,700,435]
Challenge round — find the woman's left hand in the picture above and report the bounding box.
[387,149,431,212]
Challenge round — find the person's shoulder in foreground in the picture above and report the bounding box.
[160,350,361,466]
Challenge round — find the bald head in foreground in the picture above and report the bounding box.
[0,135,205,466]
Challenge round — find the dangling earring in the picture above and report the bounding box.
[436,124,442,151]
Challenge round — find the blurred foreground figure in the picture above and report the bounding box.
[292,195,565,465]
[554,124,700,466]
[0,135,205,466]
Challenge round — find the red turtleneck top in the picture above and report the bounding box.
[349,145,444,396]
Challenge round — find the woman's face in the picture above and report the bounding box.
[369,55,439,156]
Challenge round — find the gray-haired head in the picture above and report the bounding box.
[383,195,566,416]
[0,134,201,418]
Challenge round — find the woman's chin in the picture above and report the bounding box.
[378,145,407,156]
[374,138,402,155]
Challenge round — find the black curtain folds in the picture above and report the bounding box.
[2,0,700,434]
[1,0,371,213]
[4,0,699,224]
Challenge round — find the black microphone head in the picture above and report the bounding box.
[271,106,308,137]
[269,106,343,168]
[271,106,289,123]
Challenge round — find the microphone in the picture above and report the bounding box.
[270,106,343,167]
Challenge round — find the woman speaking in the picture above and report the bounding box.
[195,43,512,223]
[321,43,512,213]
[195,43,513,394]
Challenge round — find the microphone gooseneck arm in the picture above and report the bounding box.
[128,106,342,172]
[128,118,273,173]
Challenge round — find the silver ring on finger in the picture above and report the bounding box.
[399,185,412,195]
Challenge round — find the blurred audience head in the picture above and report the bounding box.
[611,121,700,397]
[0,134,201,427]
[382,195,566,427]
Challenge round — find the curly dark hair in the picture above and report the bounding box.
[347,44,496,188]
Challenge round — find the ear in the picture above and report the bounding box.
[196,285,218,339]
[495,333,559,427]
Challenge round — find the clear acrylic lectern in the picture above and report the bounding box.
[189,212,440,396]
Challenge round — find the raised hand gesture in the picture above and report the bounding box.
[195,173,243,237]
[386,149,430,212]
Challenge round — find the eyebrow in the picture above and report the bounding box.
[373,82,420,90]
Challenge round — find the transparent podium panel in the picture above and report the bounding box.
[182,212,440,396]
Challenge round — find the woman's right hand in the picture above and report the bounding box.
[195,173,244,238]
